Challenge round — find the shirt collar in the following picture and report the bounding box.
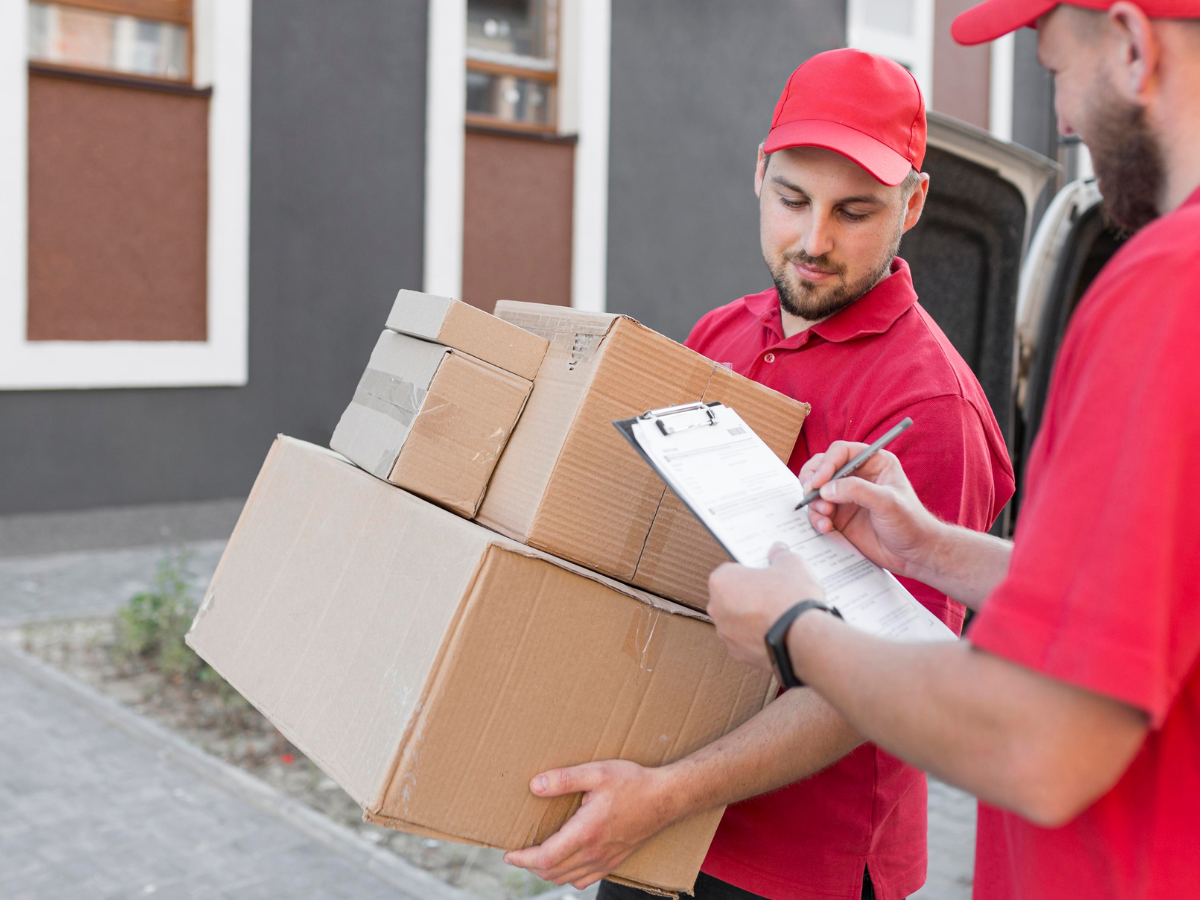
[750,257,919,346]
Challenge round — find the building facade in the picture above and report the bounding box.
[0,0,1057,521]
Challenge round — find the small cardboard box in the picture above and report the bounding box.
[385,289,548,381]
[331,330,532,517]
[186,437,774,897]
[478,302,810,610]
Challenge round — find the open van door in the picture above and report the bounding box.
[898,112,1058,532]
[1011,180,1125,516]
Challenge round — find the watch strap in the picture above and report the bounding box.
[764,600,843,689]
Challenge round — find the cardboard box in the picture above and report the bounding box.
[385,289,548,380]
[186,437,774,896]
[330,330,532,517]
[478,302,810,610]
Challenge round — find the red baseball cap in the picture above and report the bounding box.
[764,49,926,187]
[953,0,1200,45]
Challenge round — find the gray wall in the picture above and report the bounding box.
[0,0,428,516]
[1012,27,1058,162]
[605,0,846,342]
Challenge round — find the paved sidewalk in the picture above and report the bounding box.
[0,542,973,900]
[0,643,423,900]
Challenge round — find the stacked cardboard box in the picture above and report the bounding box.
[482,300,810,610]
[187,289,811,896]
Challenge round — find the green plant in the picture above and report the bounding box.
[117,548,203,681]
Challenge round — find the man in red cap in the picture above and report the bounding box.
[705,4,1200,900]
[505,49,1014,900]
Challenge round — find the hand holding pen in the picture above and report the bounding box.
[795,418,913,510]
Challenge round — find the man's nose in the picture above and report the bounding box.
[801,211,836,259]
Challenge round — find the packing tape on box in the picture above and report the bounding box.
[497,310,611,370]
[622,604,665,673]
[353,368,428,428]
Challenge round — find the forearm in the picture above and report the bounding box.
[787,614,1147,825]
[654,688,864,823]
[905,518,1013,610]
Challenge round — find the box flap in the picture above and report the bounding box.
[390,350,532,517]
[386,289,548,380]
[330,331,450,479]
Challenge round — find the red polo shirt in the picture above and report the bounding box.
[968,188,1200,900]
[686,258,1014,900]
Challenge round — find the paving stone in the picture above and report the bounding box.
[0,659,415,900]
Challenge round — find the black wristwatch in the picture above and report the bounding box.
[765,600,843,689]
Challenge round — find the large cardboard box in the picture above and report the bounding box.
[186,437,774,896]
[331,330,532,517]
[479,302,810,610]
[385,289,548,381]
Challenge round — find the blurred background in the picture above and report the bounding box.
[0,3,1079,899]
[0,0,1068,532]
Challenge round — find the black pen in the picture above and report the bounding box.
[795,418,914,510]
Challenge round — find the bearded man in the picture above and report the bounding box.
[505,49,1015,900]
[704,5,1200,900]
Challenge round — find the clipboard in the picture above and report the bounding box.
[613,402,957,643]
[614,402,737,560]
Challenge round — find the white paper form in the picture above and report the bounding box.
[629,405,955,643]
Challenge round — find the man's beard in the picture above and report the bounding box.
[1086,81,1165,234]
[768,223,903,322]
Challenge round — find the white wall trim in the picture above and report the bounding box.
[989,31,1015,142]
[423,0,465,300]
[0,0,252,390]
[847,0,934,107]
[569,0,610,313]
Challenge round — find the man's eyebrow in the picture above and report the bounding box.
[834,193,887,206]
[770,174,810,197]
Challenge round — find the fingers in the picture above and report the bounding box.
[503,823,581,871]
[818,473,893,511]
[800,441,868,491]
[529,763,607,799]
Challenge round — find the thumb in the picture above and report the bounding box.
[530,763,607,798]
[819,475,893,511]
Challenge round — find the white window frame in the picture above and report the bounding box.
[846,0,934,107]
[423,0,610,313]
[0,0,252,390]
[989,32,1015,141]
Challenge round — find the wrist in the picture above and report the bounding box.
[902,513,955,584]
[783,606,839,688]
[652,763,700,825]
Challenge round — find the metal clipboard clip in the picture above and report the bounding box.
[638,401,722,436]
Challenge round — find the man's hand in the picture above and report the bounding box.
[799,441,942,579]
[502,760,678,889]
[707,545,825,671]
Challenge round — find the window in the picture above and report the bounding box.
[27,0,191,83]
[0,0,252,389]
[466,0,558,131]
[846,0,933,103]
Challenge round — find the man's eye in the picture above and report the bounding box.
[780,197,807,210]
[840,210,869,222]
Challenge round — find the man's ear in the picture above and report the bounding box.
[1106,2,1160,102]
[755,143,768,199]
[902,173,931,234]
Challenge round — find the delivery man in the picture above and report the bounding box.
[704,4,1200,900]
[505,49,1015,900]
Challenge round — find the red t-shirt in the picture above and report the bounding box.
[968,188,1200,899]
[687,258,1015,900]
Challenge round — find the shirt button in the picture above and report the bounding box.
[764,352,776,363]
